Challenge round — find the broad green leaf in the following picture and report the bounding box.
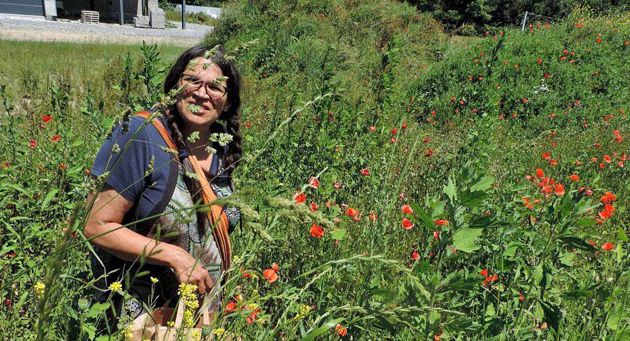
[452,228,483,253]
[85,302,110,319]
[331,228,347,240]
[443,177,457,204]
[559,252,575,267]
[485,303,496,317]
[607,308,624,330]
[470,176,495,192]
[301,317,344,341]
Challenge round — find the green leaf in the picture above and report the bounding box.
[460,190,487,208]
[301,317,345,341]
[559,236,595,251]
[533,263,543,284]
[85,302,110,319]
[559,252,575,267]
[41,188,59,210]
[82,324,96,340]
[485,303,496,318]
[330,228,346,241]
[443,177,457,204]
[470,176,495,192]
[452,228,483,253]
[607,308,624,330]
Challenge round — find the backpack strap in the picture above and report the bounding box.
[136,111,232,272]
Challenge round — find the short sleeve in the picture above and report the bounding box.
[91,117,151,203]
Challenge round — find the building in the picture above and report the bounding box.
[0,0,164,28]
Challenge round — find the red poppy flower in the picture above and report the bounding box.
[542,152,551,160]
[335,324,348,337]
[401,121,408,129]
[59,162,67,171]
[390,137,397,144]
[391,128,398,136]
[603,155,612,163]
[425,148,433,157]
[601,242,614,251]
[536,57,543,65]
[225,301,238,313]
[309,224,325,239]
[480,269,488,277]
[346,207,359,218]
[309,201,318,212]
[433,231,439,240]
[294,192,306,204]
[423,136,431,143]
[434,219,449,226]
[51,134,61,142]
[401,204,413,215]
[263,269,278,283]
[411,250,420,261]
[42,114,53,123]
[308,177,320,189]
[569,174,579,182]
[368,126,376,132]
[600,192,617,204]
[360,168,370,176]
[29,139,37,149]
[598,204,615,220]
[535,168,544,178]
[554,184,565,196]
[613,130,622,143]
[401,218,414,230]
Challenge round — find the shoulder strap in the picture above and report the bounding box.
[136,111,232,272]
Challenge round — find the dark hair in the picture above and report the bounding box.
[163,45,243,176]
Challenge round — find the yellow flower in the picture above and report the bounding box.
[150,277,159,284]
[246,303,259,311]
[212,328,226,336]
[299,304,311,316]
[34,282,46,297]
[167,320,175,328]
[108,281,123,294]
[183,309,194,328]
[124,325,133,340]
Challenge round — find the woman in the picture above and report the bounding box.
[84,45,242,332]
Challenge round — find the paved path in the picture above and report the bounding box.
[0,14,212,46]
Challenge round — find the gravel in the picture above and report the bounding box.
[0,14,213,46]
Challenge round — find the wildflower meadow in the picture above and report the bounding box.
[0,1,629,339]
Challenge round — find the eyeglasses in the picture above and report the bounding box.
[179,74,227,100]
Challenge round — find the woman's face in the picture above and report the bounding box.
[175,57,229,132]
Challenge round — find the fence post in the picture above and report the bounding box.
[521,11,528,31]
[119,0,124,25]
[181,0,186,30]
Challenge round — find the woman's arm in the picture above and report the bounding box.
[84,188,215,294]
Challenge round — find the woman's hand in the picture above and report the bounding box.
[169,247,215,295]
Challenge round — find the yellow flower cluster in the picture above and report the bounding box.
[190,329,201,341]
[212,328,226,336]
[34,282,46,297]
[178,283,199,328]
[150,277,159,284]
[293,303,312,320]
[108,281,123,294]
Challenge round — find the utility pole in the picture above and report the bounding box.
[119,0,124,25]
[181,0,186,30]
